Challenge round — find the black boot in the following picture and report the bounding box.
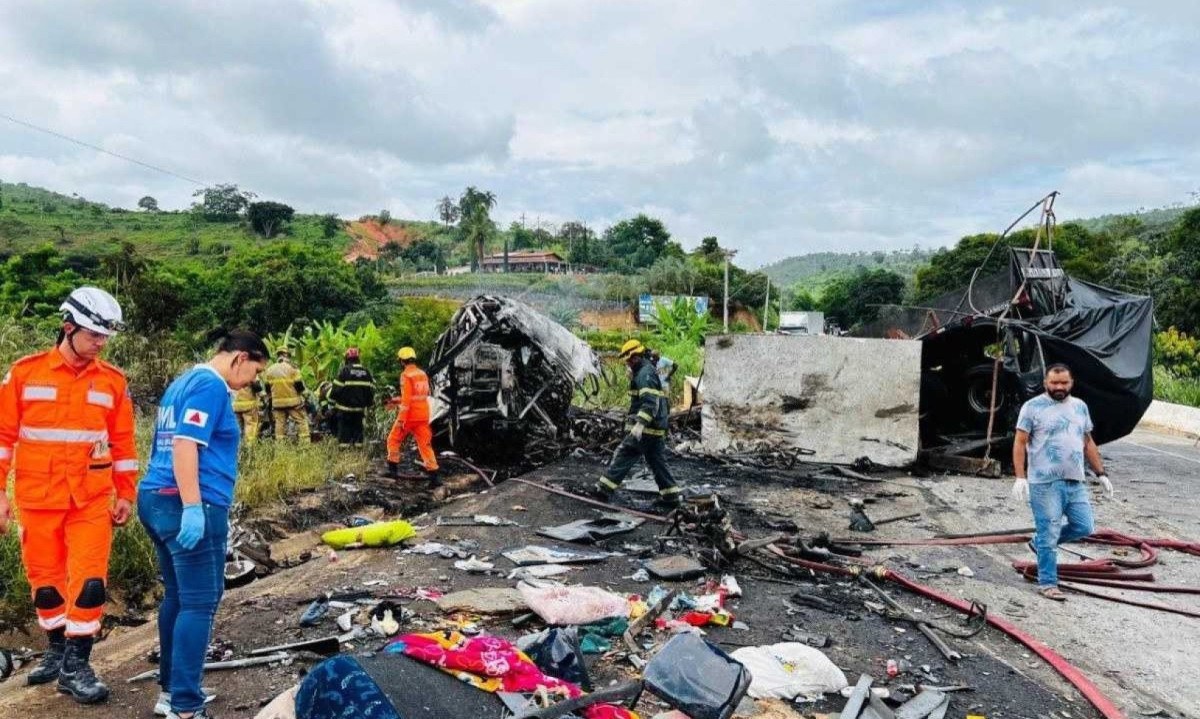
[27,628,65,685]
[57,636,109,704]
[425,468,442,488]
[386,461,400,479]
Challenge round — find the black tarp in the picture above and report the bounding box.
[1011,278,1154,443]
[863,248,1154,445]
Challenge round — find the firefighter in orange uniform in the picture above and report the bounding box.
[385,347,439,485]
[0,287,138,704]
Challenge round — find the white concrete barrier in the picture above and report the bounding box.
[701,334,922,466]
[1137,400,1200,439]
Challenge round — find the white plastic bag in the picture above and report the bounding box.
[518,584,629,625]
[729,643,849,700]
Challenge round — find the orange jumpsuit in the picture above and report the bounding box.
[386,364,438,471]
[0,348,138,637]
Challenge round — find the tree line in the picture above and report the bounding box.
[779,207,1200,336]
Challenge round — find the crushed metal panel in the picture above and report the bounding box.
[701,335,922,466]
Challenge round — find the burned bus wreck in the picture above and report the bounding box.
[425,296,601,457]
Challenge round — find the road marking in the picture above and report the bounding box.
[1121,440,1200,467]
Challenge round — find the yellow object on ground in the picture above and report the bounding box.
[321,520,416,549]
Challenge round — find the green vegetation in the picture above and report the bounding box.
[0,181,345,261]
[761,248,933,297]
[579,298,708,410]
[819,268,906,330]
[1154,366,1200,408]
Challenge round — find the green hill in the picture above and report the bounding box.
[1067,205,1192,235]
[760,203,1197,298]
[0,181,348,261]
[760,248,934,296]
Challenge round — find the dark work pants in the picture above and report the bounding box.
[601,434,679,498]
[336,411,365,446]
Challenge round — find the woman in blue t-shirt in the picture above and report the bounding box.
[138,330,269,719]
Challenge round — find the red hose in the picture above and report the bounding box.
[1049,576,1200,594]
[1086,529,1200,558]
[1061,582,1200,619]
[834,535,1031,546]
[1011,564,1156,582]
[766,546,1126,719]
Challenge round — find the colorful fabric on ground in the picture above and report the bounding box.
[387,631,639,719]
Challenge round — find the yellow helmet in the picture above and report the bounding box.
[397,346,417,361]
[618,339,645,359]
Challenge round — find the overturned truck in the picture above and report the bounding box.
[866,246,1154,454]
[426,296,600,458]
[702,246,1153,469]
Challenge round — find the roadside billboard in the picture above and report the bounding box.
[638,294,710,324]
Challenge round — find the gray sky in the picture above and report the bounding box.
[1,0,1197,267]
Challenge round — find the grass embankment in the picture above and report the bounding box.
[1154,366,1200,408]
[0,181,349,260]
[0,434,371,632]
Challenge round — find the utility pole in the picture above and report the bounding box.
[762,277,770,332]
[722,249,737,333]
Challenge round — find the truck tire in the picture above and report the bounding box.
[963,363,1007,428]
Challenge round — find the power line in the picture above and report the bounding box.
[0,111,206,186]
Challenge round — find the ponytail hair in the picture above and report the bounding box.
[206,327,270,362]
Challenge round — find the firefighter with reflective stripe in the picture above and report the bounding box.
[0,287,137,703]
[330,347,375,446]
[231,379,264,445]
[263,348,310,443]
[590,339,680,507]
[385,347,439,483]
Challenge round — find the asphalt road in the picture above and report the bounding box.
[918,426,1200,718]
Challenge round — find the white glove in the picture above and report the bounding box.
[1098,474,1114,499]
[1011,477,1030,503]
[629,423,645,440]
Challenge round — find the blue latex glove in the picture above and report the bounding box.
[177,503,206,550]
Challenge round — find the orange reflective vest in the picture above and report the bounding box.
[398,364,431,423]
[0,348,139,510]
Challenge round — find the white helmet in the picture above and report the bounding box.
[60,287,126,335]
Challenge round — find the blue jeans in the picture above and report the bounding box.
[138,489,229,714]
[1029,480,1095,588]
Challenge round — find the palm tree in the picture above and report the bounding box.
[459,187,497,270]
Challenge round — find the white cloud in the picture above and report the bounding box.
[0,0,1197,267]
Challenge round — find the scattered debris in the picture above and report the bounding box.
[896,690,949,719]
[298,595,330,627]
[538,513,645,543]
[519,584,630,626]
[508,564,573,581]
[849,502,877,532]
[781,626,831,648]
[646,555,707,581]
[369,601,405,636]
[730,642,849,700]
[320,519,415,549]
[128,653,292,683]
[224,557,258,589]
[437,514,520,527]
[644,633,752,719]
[524,627,592,690]
[435,587,528,615]
[249,636,340,658]
[453,556,496,573]
[502,544,610,566]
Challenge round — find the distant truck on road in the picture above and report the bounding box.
[777,311,825,335]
